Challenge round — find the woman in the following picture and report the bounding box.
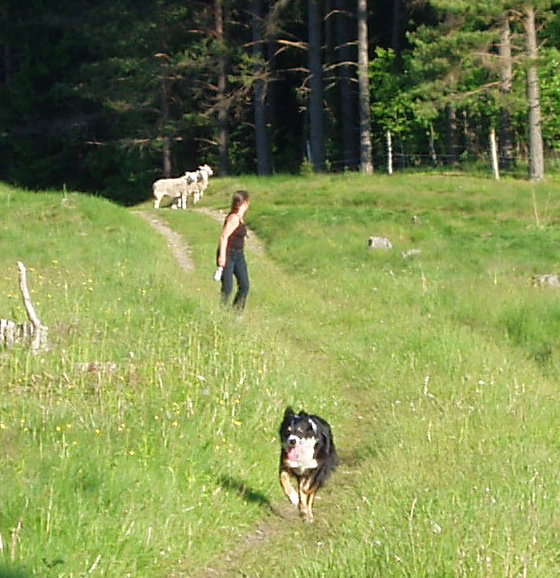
[217,190,250,309]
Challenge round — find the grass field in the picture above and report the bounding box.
[1,173,560,577]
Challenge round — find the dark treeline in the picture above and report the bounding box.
[1,1,560,204]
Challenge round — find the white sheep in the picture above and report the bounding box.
[186,170,203,206]
[152,172,196,209]
[192,164,213,204]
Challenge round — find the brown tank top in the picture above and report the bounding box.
[225,213,247,251]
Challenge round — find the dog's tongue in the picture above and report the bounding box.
[287,446,299,461]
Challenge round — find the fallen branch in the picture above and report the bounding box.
[0,262,48,353]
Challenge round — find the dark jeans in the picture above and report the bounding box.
[221,249,249,309]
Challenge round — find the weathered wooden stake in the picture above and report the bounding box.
[0,262,48,352]
[490,129,500,181]
[386,130,393,175]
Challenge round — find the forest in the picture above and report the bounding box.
[1,0,560,204]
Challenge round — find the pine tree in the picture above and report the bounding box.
[358,0,373,173]
[523,4,544,181]
[252,0,272,175]
[308,0,325,172]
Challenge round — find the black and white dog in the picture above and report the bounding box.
[278,406,338,522]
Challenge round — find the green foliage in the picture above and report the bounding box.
[540,47,560,151]
[369,48,418,134]
[5,0,560,196]
[400,2,555,167]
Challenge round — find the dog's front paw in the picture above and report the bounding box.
[299,508,314,523]
[289,492,299,507]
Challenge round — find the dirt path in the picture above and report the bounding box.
[133,210,194,273]
[133,207,294,576]
[134,207,264,275]
[194,206,265,255]
[133,207,365,577]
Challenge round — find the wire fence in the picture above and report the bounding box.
[324,146,560,177]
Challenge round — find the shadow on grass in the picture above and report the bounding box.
[217,474,291,519]
[0,565,32,578]
[217,474,272,508]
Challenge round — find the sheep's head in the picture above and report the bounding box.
[198,164,213,176]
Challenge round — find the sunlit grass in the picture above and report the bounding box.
[1,174,560,576]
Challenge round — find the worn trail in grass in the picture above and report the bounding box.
[142,207,381,577]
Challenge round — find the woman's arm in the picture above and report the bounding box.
[217,213,240,268]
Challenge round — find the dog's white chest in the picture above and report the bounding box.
[286,437,318,472]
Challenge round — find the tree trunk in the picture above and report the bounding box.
[252,0,272,175]
[216,0,229,176]
[266,0,278,172]
[357,0,373,173]
[308,0,325,172]
[162,137,172,177]
[445,104,458,164]
[0,6,12,85]
[524,5,544,181]
[498,13,515,169]
[429,122,438,166]
[462,109,477,159]
[335,0,358,170]
[3,39,12,85]
[158,55,172,177]
[391,0,404,56]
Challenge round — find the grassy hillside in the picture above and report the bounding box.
[1,173,560,577]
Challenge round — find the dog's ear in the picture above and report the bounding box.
[283,406,295,420]
[321,431,331,453]
[280,407,295,439]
